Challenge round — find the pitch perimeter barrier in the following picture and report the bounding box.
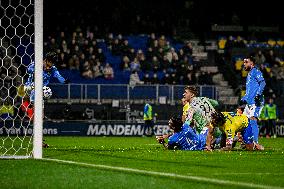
[1,120,284,137]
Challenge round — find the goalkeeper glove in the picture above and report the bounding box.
[254,94,262,106]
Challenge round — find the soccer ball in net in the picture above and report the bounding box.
[43,86,52,99]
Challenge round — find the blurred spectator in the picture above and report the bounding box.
[130,57,141,72]
[182,41,193,57]
[161,73,171,85]
[103,63,114,80]
[129,71,144,86]
[96,48,106,63]
[143,73,152,85]
[121,56,131,71]
[93,62,104,78]
[255,50,266,66]
[152,56,160,72]
[81,61,93,79]
[151,73,160,84]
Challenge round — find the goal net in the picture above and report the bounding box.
[0,0,43,159]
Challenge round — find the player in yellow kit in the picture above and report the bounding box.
[182,97,189,123]
[210,109,264,151]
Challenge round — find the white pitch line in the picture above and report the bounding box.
[42,158,284,189]
[212,173,284,175]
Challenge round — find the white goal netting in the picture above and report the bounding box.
[0,0,41,158]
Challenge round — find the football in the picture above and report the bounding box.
[43,86,52,99]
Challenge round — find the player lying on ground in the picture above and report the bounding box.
[156,115,211,150]
[210,109,264,151]
[24,51,69,148]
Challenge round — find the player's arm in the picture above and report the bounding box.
[156,136,178,150]
[205,124,214,151]
[52,67,67,84]
[27,63,35,73]
[255,71,266,96]
[208,98,219,108]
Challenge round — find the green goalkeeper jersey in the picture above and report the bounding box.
[185,97,218,133]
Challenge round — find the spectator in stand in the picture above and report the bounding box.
[183,71,197,85]
[151,73,160,84]
[170,72,178,85]
[266,49,280,67]
[130,57,141,72]
[161,55,171,72]
[146,47,155,61]
[143,73,152,85]
[234,36,246,48]
[152,56,160,72]
[106,33,114,49]
[147,33,156,47]
[182,41,193,57]
[162,73,171,85]
[58,52,67,69]
[81,61,93,79]
[158,35,166,48]
[93,62,104,78]
[96,48,106,63]
[178,49,186,60]
[255,50,266,66]
[121,56,131,71]
[128,48,136,61]
[103,63,114,80]
[112,39,122,56]
[129,71,144,86]
[121,40,131,56]
[170,52,179,73]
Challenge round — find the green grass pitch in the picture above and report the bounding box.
[0,137,284,189]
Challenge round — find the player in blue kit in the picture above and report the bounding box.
[24,51,68,103]
[156,115,210,150]
[24,52,68,148]
[240,55,266,144]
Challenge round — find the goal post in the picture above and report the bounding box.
[0,0,43,159]
[33,0,43,159]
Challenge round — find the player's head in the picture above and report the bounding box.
[181,97,188,106]
[243,54,256,71]
[44,51,57,70]
[183,86,198,102]
[169,115,183,132]
[236,105,245,115]
[211,111,226,128]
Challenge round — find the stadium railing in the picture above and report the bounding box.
[48,84,218,104]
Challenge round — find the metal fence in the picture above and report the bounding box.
[49,84,217,103]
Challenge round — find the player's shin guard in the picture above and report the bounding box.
[250,119,259,143]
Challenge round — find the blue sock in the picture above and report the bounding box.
[250,119,259,143]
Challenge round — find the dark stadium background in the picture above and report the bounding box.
[41,0,284,124]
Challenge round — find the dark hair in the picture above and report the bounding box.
[169,115,183,132]
[246,54,256,64]
[45,52,58,63]
[237,105,245,113]
[211,111,226,127]
[184,85,198,96]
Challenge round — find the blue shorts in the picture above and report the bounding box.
[242,124,254,144]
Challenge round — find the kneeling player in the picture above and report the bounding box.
[156,115,209,150]
[210,110,264,151]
